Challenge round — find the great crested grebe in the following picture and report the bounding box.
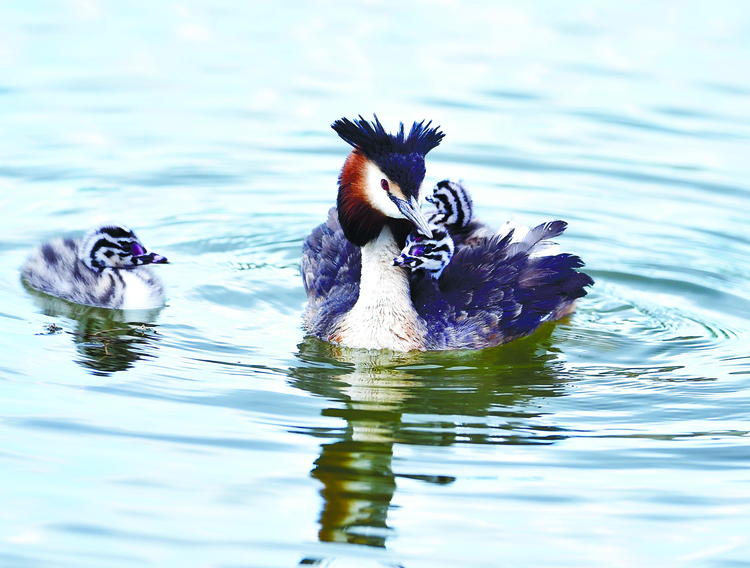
[301,115,593,351]
[22,224,169,310]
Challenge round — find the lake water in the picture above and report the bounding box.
[2,2,750,567]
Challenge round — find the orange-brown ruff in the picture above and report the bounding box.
[337,150,389,247]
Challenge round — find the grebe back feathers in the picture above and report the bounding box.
[410,219,590,349]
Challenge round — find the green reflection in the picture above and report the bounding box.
[290,325,572,554]
[24,284,164,376]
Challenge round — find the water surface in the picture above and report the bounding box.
[2,2,750,567]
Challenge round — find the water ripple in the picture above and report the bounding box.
[3,1,750,565]
[8,417,282,452]
[581,284,744,348]
[570,110,747,141]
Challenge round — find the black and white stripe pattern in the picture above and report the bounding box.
[393,180,473,277]
[426,180,473,229]
[392,180,474,278]
[393,224,455,279]
[21,224,168,309]
[82,225,138,271]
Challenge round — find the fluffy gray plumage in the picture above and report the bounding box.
[21,225,168,310]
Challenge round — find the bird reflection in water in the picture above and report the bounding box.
[290,325,569,564]
[24,284,164,376]
[310,348,432,549]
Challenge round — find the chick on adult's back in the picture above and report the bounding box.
[22,224,169,310]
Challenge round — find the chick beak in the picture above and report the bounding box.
[391,195,433,238]
[135,252,169,265]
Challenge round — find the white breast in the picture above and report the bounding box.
[119,270,165,310]
[333,227,426,351]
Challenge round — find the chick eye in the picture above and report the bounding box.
[381,179,389,191]
[121,242,132,253]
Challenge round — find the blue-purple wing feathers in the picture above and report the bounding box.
[301,208,361,337]
[412,221,593,349]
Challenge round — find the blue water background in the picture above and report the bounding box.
[1,1,750,566]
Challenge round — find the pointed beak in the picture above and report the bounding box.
[135,252,169,265]
[391,195,432,238]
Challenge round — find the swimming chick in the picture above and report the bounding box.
[301,115,593,351]
[22,224,168,309]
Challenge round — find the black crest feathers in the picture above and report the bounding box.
[332,115,444,158]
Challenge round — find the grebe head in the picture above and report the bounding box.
[80,225,169,272]
[426,180,474,228]
[332,115,444,247]
[393,225,454,279]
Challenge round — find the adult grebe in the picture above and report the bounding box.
[301,115,593,351]
[22,224,169,309]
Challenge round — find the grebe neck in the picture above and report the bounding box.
[333,226,426,351]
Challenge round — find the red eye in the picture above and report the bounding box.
[381,179,389,191]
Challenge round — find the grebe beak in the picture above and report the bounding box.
[391,195,433,238]
[135,252,169,265]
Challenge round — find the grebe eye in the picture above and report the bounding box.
[121,242,132,253]
[381,179,389,191]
